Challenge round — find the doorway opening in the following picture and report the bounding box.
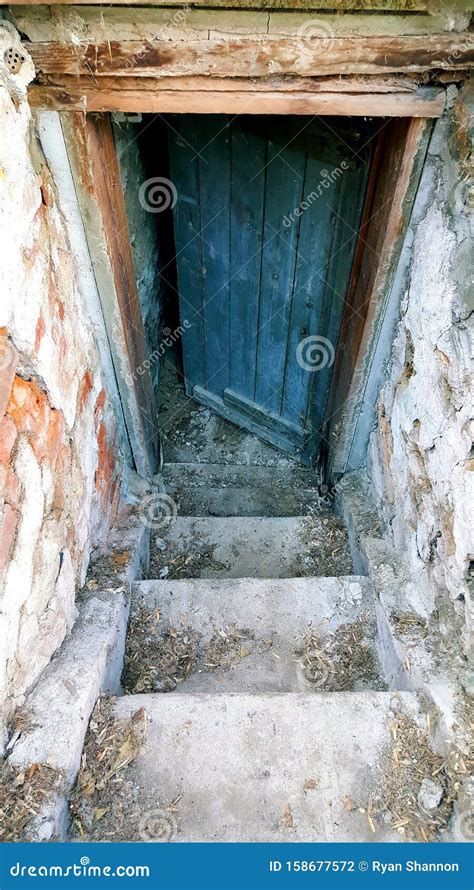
[119,112,379,472]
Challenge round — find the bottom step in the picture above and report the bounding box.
[112,692,419,842]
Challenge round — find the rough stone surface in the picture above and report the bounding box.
[112,691,420,842]
[8,591,130,781]
[0,29,125,745]
[367,87,473,659]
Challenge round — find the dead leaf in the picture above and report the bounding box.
[94,808,108,822]
[341,795,357,812]
[283,803,293,828]
[304,778,319,791]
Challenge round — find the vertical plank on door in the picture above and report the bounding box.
[168,116,206,390]
[281,156,342,430]
[308,160,370,440]
[197,115,231,394]
[229,123,267,400]
[255,141,306,414]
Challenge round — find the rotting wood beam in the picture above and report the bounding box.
[10,6,468,42]
[25,34,474,79]
[61,112,159,477]
[32,74,426,94]
[28,85,446,116]
[4,1,436,11]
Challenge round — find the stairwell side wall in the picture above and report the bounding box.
[0,30,127,746]
[366,84,473,656]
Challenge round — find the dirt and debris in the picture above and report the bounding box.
[368,710,473,841]
[80,550,131,598]
[122,602,257,693]
[69,697,154,841]
[295,613,384,692]
[0,761,66,842]
[149,540,229,582]
[390,611,428,637]
[122,603,200,694]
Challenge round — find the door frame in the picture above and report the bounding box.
[49,99,433,478]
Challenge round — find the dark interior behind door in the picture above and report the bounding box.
[168,115,373,465]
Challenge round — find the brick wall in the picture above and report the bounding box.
[0,29,125,746]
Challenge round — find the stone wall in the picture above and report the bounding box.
[0,27,125,743]
[367,86,473,655]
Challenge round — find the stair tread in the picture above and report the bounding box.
[112,691,419,842]
[148,515,353,580]
[130,576,382,693]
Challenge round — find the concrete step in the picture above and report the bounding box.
[130,576,384,693]
[112,691,419,842]
[149,516,353,580]
[162,462,323,517]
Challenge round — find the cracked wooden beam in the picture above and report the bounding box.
[24,34,474,79]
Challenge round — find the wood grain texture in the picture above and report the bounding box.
[6,1,436,10]
[28,86,446,117]
[61,113,159,475]
[325,117,431,473]
[25,34,474,78]
[11,6,466,42]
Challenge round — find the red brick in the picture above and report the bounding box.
[77,370,93,414]
[7,377,65,465]
[94,388,106,423]
[0,503,18,579]
[95,421,116,506]
[34,312,46,352]
[0,414,17,464]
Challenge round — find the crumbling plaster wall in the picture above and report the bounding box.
[0,27,126,742]
[367,85,473,654]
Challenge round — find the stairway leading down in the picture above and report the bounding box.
[116,365,416,842]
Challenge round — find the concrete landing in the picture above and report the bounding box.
[149,516,353,579]
[132,577,382,693]
[112,692,419,842]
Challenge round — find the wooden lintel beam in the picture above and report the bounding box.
[5,1,435,10]
[28,85,446,117]
[25,34,474,79]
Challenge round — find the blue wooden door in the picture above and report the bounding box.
[168,115,371,465]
